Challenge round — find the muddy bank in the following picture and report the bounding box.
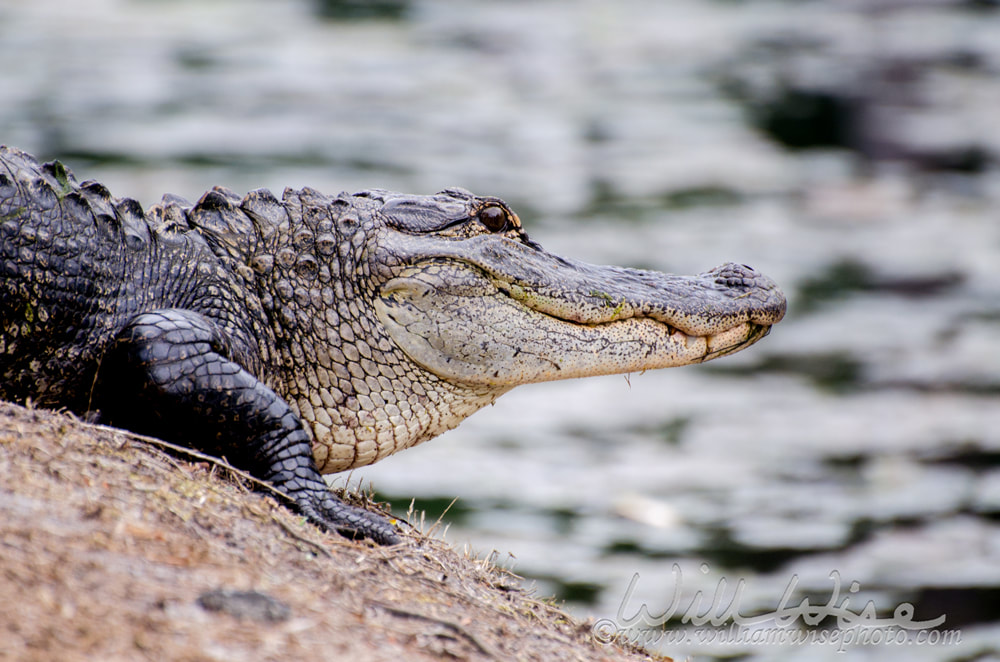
[0,401,662,662]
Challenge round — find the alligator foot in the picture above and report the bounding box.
[285,474,402,546]
[95,308,401,545]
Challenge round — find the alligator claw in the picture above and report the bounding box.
[299,492,402,546]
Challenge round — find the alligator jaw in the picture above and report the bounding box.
[373,234,786,387]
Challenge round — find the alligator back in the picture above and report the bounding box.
[0,146,241,410]
[0,146,408,543]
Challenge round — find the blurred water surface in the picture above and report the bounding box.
[2,0,999,659]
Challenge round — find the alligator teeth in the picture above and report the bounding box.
[668,325,689,347]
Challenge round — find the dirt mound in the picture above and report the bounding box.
[0,402,663,662]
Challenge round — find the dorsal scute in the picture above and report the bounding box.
[39,160,77,197]
[113,197,151,251]
[78,180,116,218]
[187,188,259,260]
[297,186,329,206]
[146,201,192,239]
[240,187,289,241]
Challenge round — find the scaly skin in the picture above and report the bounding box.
[0,146,786,545]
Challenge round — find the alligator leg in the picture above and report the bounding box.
[94,308,401,545]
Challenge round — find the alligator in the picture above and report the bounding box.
[0,145,786,545]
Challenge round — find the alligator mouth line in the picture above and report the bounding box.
[531,312,768,364]
[489,278,769,363]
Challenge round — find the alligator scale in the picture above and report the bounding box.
[0,146,786,544]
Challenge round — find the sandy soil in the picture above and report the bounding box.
[0,401,665,662]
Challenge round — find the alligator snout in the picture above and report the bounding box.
[375,226,787,386]
[706,262,787,327]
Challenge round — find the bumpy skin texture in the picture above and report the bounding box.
[0,146,786,545]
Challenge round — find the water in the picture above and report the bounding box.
[2,0,999,659]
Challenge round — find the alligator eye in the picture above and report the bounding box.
[479,205,508,232]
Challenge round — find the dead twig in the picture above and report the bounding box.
[367,600,498,659]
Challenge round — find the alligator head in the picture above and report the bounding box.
[240,185,786,471]
[368,188,786,387]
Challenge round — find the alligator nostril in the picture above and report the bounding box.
[742,264,754,271]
